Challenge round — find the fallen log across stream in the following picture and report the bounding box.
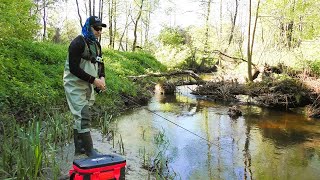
[128,70,205,85]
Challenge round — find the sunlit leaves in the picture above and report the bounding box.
[0,0,40,40]
[158,27,187,46]
[262,0,320,40]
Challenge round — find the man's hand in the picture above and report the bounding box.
[93,78,106,91]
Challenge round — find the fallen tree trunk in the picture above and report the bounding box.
[128,70,205,84]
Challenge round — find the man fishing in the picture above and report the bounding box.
[63,16,106,157]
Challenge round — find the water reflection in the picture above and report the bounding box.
[112,85,320,179]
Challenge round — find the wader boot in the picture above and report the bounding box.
[80,132,101,157]
[74,129,85,155]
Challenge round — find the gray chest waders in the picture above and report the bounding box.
[63,38,99,134]
[64,37,102,157]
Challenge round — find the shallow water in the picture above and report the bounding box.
[111,85,320,180]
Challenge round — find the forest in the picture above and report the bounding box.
[0,0,320,179]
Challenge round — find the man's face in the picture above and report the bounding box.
[91,26,102,38]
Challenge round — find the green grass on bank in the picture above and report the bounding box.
[0,37,166,119]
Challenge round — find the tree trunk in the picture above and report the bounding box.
[108,0,113,49]
[98,0,104,43]
[99,0,103,20]
[140,17,143,46]
[128,70,205,84]
[204,0,211,51]
[247,0,261,82]
[243,125,252,179]
[250,0,260,55]
[132,0,144,51]
[42,0,47,41]
[144,9,151,45]
[93,0,95,16]
[287,0,296,48]
[119,2,131,51]
[220,0,222,36]
[125,26,129,51]
[247,0,253,81]
[200,0,212,68]
[112,0,117,49]
[89,0,92,16]
[75,0,83,28]
[228,0,238,46]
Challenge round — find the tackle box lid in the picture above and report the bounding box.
[73,154,126,169]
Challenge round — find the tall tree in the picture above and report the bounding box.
[118,1,132,51]
[112,0,117,48]
[42,0,47,40]
[93,0,95,16]
[89,0,92,16]
[75,0,83,28]
[247,0,261,82]
[107,0,118,49]
[132,0,145,51]
[199,0,212,68]
[141,0,159,47]
[219,0,223,36]
[228,0,239,46]
[34,0,61,41]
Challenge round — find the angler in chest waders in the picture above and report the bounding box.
[63,16,106,157]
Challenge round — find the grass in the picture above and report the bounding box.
[0,114,68,179]
[140,128,179,179]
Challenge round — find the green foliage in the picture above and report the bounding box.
[0,38,67,117]
[60,20,80,43]
[154,45,191,69]
[310,60,320,76]
[262,0,320,42]
[95,49,167,113]
[158,27,187,46]
[0,0,40,40]
[154,25,226,70]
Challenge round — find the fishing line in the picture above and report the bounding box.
[104,86,241,157]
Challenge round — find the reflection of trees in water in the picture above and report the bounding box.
[203,107,214,179]
[243,124,253,180]
[157,94,178,104]
[217,114,222,179]
[243,106,318,147]
[261,128,309,147]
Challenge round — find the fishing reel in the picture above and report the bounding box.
[94,87,102,94]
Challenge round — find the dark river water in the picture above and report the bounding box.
[110,85,320,180]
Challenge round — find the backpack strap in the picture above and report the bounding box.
[80,35,101,63]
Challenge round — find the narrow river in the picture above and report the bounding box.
[109,85,320,179]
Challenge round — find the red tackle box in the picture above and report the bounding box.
[69,154,126,180]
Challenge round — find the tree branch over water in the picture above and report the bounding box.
[128,70,205,84]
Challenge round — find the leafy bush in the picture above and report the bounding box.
[0,0,39,40]
[310,60,320,76]
[158,27,187,46]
